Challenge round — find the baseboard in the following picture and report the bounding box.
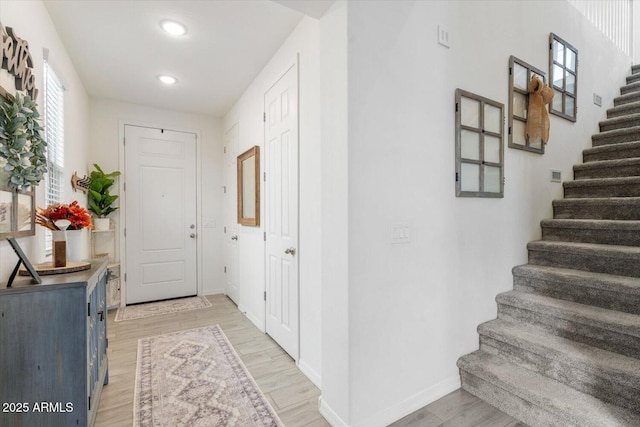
[240,305,265,333]
[202,288,224,296]
[297,359,321,388]
[319,396,349,427]
[353,374,461,427]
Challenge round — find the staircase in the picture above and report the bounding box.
[457,65,640,427]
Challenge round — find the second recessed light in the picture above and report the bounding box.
[160,20,187,36]
[158,75,178,85]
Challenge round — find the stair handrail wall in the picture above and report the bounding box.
[568,0,633,57]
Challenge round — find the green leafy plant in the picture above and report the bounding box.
[0,93,47,190]
[87,164,121,218]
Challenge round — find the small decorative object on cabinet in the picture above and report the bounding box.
[91,226,120,309]
[0,259,109,427]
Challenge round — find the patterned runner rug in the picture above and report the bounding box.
[115,296,212,322]
[134,325,282,427]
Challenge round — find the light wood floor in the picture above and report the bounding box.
[96,293,523,427]
[95,294,329,427]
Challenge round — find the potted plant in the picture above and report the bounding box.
[87,164,121,231]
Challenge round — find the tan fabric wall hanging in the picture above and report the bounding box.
[526,75,554,145]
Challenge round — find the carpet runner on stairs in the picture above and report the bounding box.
[457,65,640,426]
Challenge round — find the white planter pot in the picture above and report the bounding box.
[66,229,89,261]
[94,218,110,231]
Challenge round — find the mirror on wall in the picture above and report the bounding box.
[237,146,260,226]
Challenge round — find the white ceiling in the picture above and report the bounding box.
[43,1,333,117]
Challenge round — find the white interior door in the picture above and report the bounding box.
[124,125,198,304]
[265,62,299,360]
[224,123,240,304]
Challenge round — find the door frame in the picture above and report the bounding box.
[118,120,203,307]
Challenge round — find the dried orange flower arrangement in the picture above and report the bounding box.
[35,201,93,230]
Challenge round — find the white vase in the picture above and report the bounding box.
[94,217,110,231]
[66,229,89,261]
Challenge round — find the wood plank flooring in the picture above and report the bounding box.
[95,294,329,427]
[96,293,524,427]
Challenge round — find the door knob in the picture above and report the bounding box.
[284,247,296,255]
[190,224,195,229]
[231,235,238,241]
[190,233,196,238]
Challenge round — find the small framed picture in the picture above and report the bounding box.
[6,237,42,286]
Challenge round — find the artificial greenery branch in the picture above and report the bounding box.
[0,93,47,190]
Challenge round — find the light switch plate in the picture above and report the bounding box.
[391,223,411,244]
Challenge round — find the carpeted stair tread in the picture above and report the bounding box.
[513,265,640,314]
[478,318,640,407]
[632,64,640,74]
[496,291,640,340]
[458,351,640,427]
[606,100,640,118]
[599,112,640,132]
[553,197,640,220]
[575,157,640,178]
[583,140,640,162]
[591,125,640,146]
[620,80,640,95]
[527,240,640,277]
[541,218,640,246]
[614,90,640,107]
[626,73,640,85]
[563,176,640,198]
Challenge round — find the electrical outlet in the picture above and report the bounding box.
[438,24,450,48]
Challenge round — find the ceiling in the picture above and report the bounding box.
[43,0,333,117]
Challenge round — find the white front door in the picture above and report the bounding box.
[265,62,299,360]
[124,125,198,304]
[224,123,240,304]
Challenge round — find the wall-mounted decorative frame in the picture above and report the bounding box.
[455,89,504,198]
[508,56,547,154]
[237,146,260,226]
[549,33,578,122]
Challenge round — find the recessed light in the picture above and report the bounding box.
[160,20,187,36]
[158,75,177,85]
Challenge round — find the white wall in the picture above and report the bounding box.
[88,98,224,296]
[0,0,90,279]
[222,16,322,386]
[320,1,633,426]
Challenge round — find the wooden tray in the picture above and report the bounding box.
[19,261,92,276]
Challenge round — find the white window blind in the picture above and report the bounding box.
[44,62,65,252]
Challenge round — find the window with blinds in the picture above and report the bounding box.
[44,62,65,252]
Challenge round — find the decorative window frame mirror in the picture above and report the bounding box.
[549,33,578,122]
[237,146,260,226]
[508,55,547,154]
[0,88,36,238]
[455,89,504,198]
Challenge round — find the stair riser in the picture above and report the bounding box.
[460,371,578,427]
[626,74,640,85]
[615,92,640,107]
[574,164,640,179]
[541,226,640,246]
[513,274,640,315]
[600,118,640,132]
[583,145,640,162]
[564,182,640,198]
[497,304,640,359]
[592,132,640,147]
[528,247,640,277]
[554,202,640,220]
[480,338,640,412]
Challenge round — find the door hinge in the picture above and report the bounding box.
[224,266,227,273]
[123,137,126,146]
[263,172,266,182]
[123,182,126,192]
[124,228,126,237]
[264,291,266,301]
[124,273,127,283]
[263,112,266,122]
[224,146,227,154]
[263,232,266,241]
[223,186,227,194]
[224,226,227,234]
